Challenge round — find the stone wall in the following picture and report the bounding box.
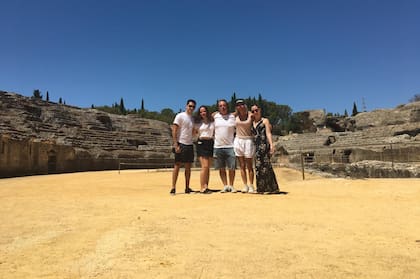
[2,91,420,178]
[0,92,173,178]
[273,102,420,177]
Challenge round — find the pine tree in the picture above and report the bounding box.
[59,97,62,104]
[46,91,49,102]
[344,109,348,117]
[32,89,42,99]
[141,98,145,111]
[409,94,420,102]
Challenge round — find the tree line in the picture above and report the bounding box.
[92,92,353,135]
[32,89,419,135]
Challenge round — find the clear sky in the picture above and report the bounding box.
[2,0,419,114]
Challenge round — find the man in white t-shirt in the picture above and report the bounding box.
[170,99,196,195]
[213,99,237,193]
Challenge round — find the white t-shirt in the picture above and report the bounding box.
[195,121,215,139]
[173,112,194,145]
[214,112,236,148]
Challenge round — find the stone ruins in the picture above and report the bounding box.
[1,91,419,178]
[273,102,420,177]
[0,91,172,178]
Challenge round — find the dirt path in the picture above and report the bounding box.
[1,168,419,278]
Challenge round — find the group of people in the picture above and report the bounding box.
[170,98,280,195]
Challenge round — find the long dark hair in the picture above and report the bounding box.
[194,105,214,123]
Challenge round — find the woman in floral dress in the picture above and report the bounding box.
[250,104,280,194]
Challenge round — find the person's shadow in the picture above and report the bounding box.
[260,191,289,195]
[207,188,220,193]
[205,189,288,195]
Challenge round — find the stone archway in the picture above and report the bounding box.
[48,150,57,173]
[343,149,352,163]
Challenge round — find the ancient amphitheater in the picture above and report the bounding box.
[1,91,419,178]
[0,91,172,178]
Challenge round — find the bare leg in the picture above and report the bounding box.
[207,157,212,187]
[219,168,228,186]
[228,169,235,187]
[172,163,181,190]
[184,162,191,189]
[237,156,248,185]
[245,157,254,186]
[199,156,210,191]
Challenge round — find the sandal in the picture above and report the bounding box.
[200,188,212,194]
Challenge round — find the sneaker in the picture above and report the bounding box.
[221,185,230,193]
[248,185,255,193]
[185,187,195,194]
[229,186,237,193]
[241,185,249,193]
[170,188,176,195]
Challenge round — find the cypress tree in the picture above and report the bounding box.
[120,98,126,114]
[351,102,358,116]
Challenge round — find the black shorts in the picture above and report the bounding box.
[174,143,194,163]
[196,139,214,157]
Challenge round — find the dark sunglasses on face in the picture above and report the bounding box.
[251,109,259,113]
[188,105,196,108]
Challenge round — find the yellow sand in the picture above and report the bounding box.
[0,168,419,278]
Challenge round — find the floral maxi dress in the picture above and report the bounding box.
[252,119,280,193]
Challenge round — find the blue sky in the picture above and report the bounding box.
[1,0,419,114]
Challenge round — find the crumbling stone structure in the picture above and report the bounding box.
[2,91,420,178]
[273,102,420,177]
[0,91,172,178]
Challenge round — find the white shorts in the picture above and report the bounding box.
[233,137,255,158]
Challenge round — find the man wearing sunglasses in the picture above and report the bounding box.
[170,99,197,195]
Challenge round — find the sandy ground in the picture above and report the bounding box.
[0,167,419,279]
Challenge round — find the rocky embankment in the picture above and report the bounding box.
[273,102,420,178]
[1,91,420,178]
[0,91,172,177]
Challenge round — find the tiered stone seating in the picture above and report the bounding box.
[274,112,420,166]
[0,92,173,176]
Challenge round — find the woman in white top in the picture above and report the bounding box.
[194,105,215,194]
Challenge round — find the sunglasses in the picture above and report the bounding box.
[188,105,196,108]
[251,109,259,113]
